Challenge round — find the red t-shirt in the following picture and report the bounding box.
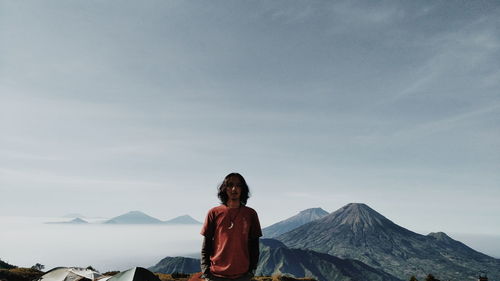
[200,205,262,279]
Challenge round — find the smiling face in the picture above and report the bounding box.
[225,176,242,202]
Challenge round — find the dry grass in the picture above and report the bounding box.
[155,273,188,281]
[154,273,316,281]
[0,268,44,281]
[255,276,317,281]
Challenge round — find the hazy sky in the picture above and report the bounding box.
[1,0,499,235]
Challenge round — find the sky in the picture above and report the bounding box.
[1,0,499,235]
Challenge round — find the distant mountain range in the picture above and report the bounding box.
[263,208,328,238]
[45,211,201,225]
[276,203,500,280]
[104,211,201,225]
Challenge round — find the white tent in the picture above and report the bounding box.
[106,267,160,281]
[37,267,102,281]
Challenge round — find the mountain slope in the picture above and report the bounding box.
[104,211,162,224]
[149,257,200,274]
[277,203,500,280]
[257,239,402,281]
[263,208,328,238]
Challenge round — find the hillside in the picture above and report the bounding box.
[257,239,401,281]
[149,257,200,274]
[0,259,16,270]
[0,268,43,281]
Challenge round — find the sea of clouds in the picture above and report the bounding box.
[1,216,499,274]
[0,216,202,272]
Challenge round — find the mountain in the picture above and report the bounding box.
[45,217,89,224]
[69,218,88,224]
[149,256,200,274]
[257,239,401,281]
[277,203,500,280]
[163,215,201,225]
[104,211,162,224]
[263,208,329,238]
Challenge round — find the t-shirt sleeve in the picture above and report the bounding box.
[200,209,215,237]
[250,209,263,239]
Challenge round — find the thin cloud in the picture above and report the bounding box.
[0,167,166,191]
[391,103,500,139]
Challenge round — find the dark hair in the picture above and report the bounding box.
[217,173,250,206]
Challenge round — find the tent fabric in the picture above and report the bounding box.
[106,267,160,281]
[37,267,159,281]
[37,267,102,281]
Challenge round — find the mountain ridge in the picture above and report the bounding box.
[263,208,329,238]
[148,240,402,281]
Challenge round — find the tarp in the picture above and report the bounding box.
[36,267,102,281]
